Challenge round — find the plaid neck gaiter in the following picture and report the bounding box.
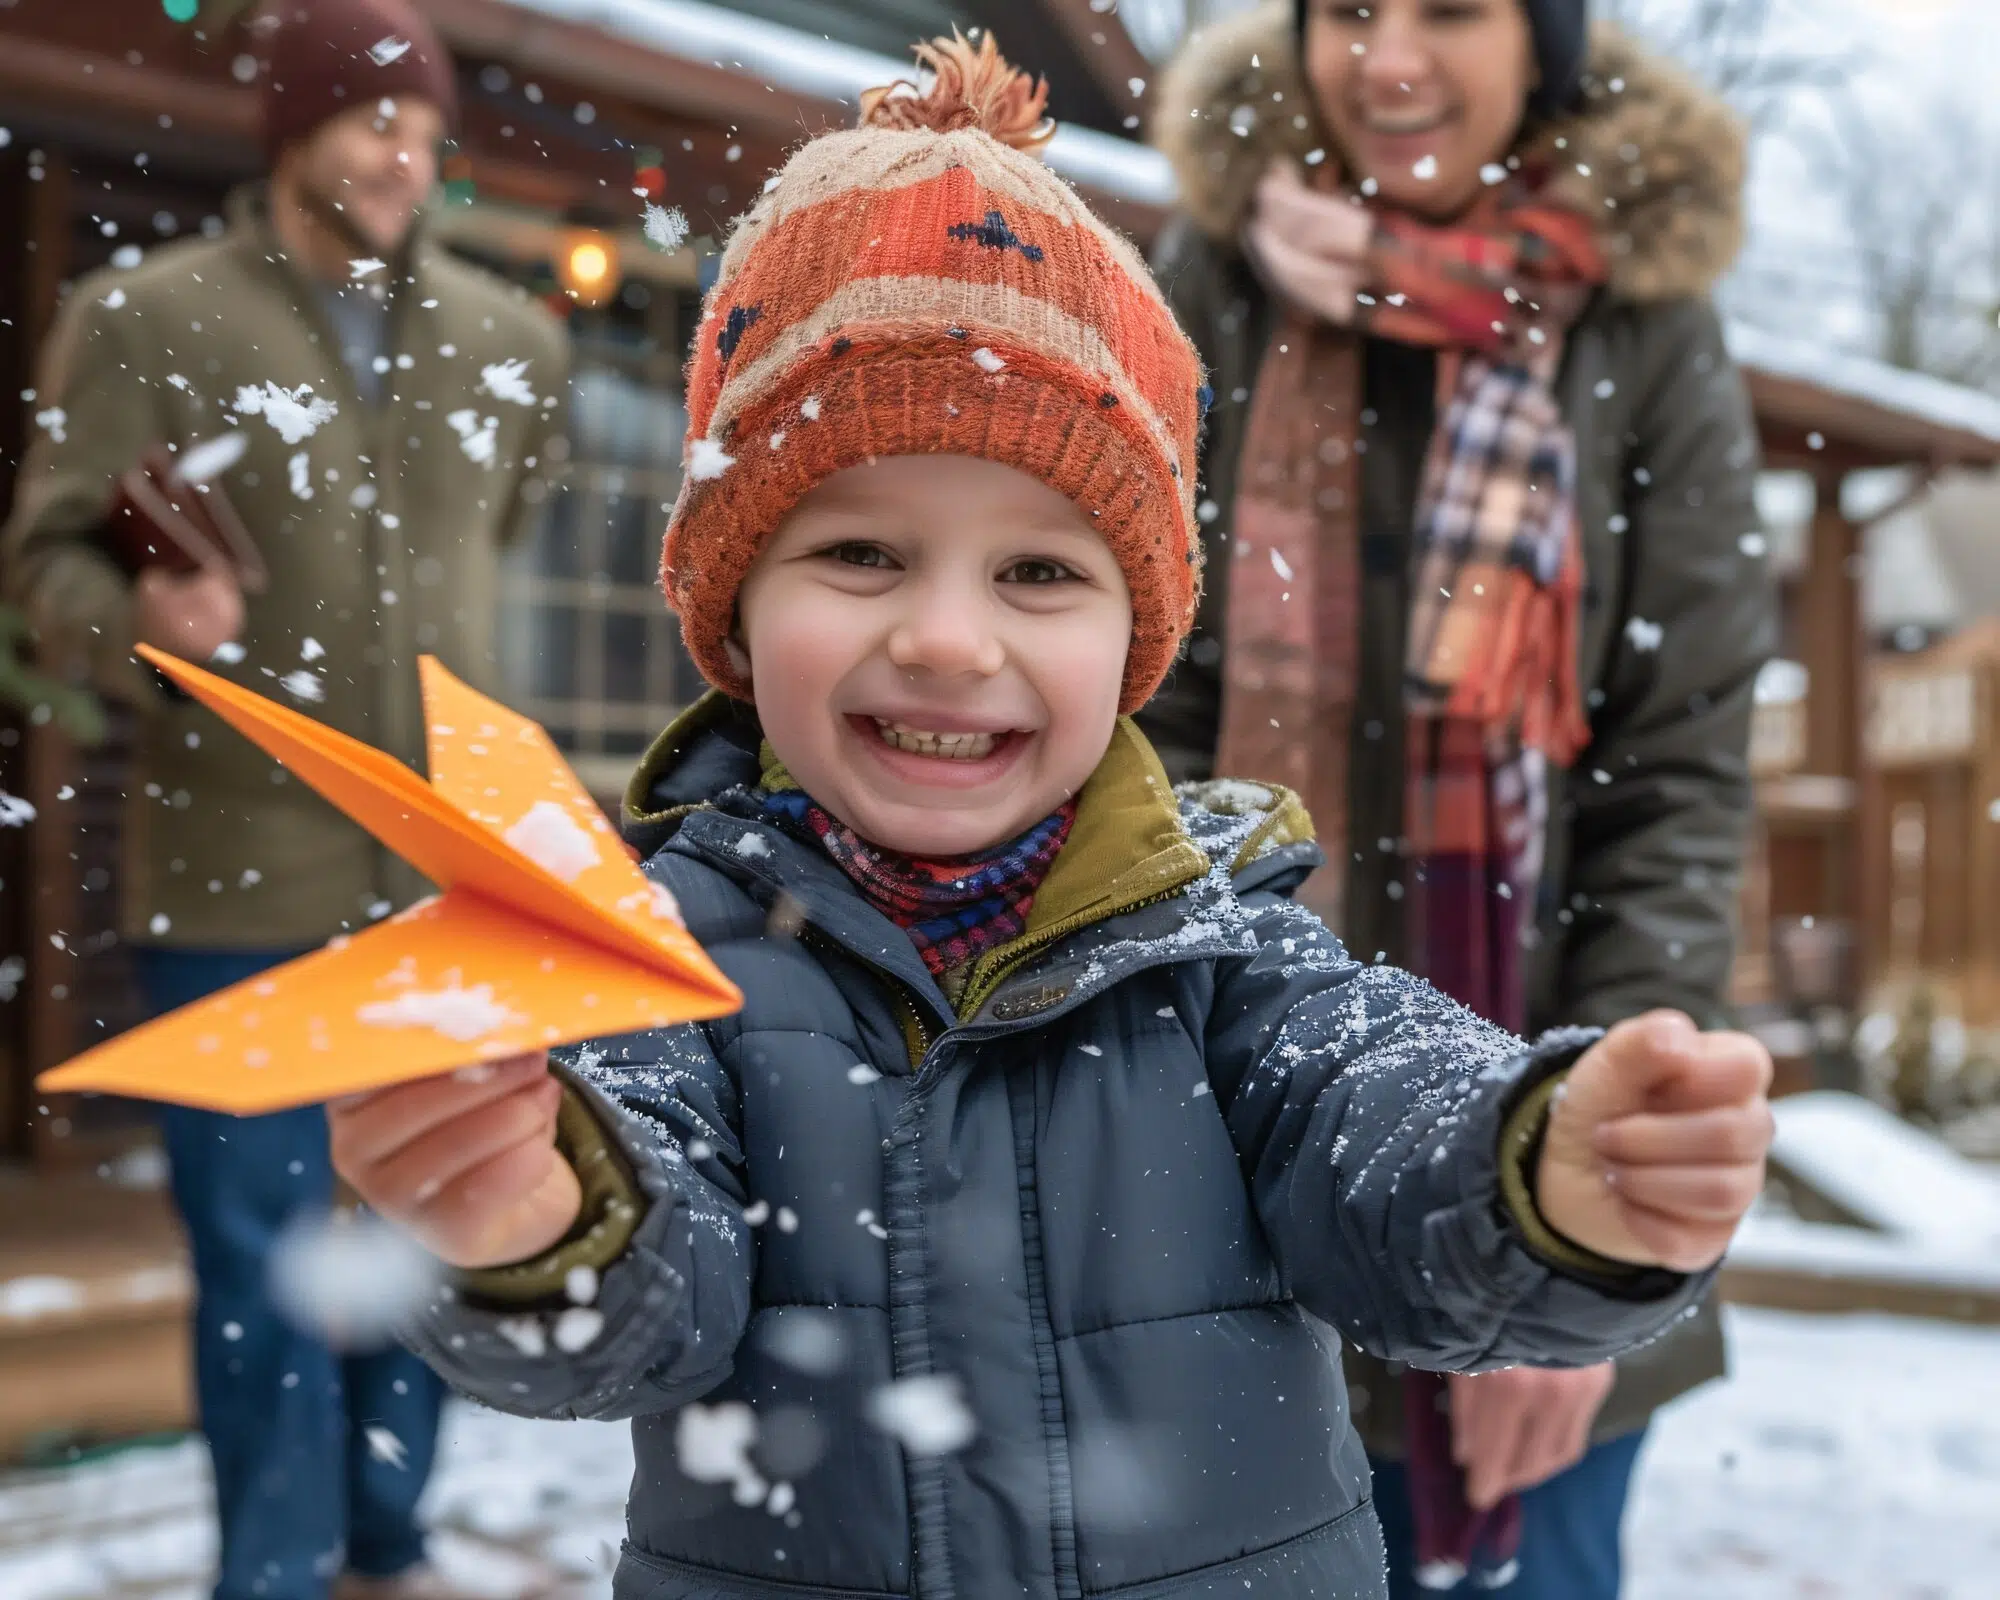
[759,788,1076,980]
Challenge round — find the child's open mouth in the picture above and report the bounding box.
[870,719,1002,761]
[845,715,1031,787]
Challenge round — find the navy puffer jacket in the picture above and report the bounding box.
[404,702,1705,1600]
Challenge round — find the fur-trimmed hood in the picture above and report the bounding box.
[1152,1,1746,301]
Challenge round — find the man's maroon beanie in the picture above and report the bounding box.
[257,0,459,162]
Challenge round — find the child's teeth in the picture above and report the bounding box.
[871,720,998,760]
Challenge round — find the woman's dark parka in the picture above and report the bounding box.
[1138,4,1777,1449]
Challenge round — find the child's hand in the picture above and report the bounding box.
[329,1052,582,1270]
[1535,1011,1773,1272]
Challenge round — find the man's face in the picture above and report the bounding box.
[282,96,444,257]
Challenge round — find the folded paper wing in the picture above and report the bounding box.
[36,647,741,1115]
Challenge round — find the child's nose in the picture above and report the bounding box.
[885,594,1006,679]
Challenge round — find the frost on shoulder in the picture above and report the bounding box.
[504,799,604,883]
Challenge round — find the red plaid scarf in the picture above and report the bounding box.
[760,788,1076,979]
[1223,158,1607,1587]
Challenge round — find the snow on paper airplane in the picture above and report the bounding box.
[37,645,741,1115]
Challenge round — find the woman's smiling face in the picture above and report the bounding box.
[731,455,1133,858]
[1303,0,1537,221]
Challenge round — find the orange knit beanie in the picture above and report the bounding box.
[661,32,1206,715]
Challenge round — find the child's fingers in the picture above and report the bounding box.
[364,1077,561,1218]
[1640,1032,1773,1114]
[1609,1195,1737,1273]
[330,1053,547,1174]
[435,1134,571,1233]
[1592,1102,1774,1166]
[1608,1161,1763,1222]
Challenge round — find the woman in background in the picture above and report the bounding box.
[1144,1,1775,1594]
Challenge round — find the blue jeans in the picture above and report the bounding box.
[135,947,446,1600]
[1370,1430,1650,1600]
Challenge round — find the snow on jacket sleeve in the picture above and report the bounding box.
[399,1024,755,1423]
[1204,896,1712,1372]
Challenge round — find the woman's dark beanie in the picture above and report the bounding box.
[1292,0,1589,118]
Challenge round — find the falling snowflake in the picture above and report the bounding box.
[364,1425,408,1469]
[279,670,325,703]
[800,396,822,421]
[0,790,35,827]
[288,450,314,501]
[504,800,602,881]
[1625,616,1664,653]
[1270,549,1294,582]
[642,202,689,253]
[357,983,522,1042]
[847,1064,882,1085]
[446,408,499,466]
[478,358,538,407]
[868,1375,978,1456]
[349,257,388,279]
[675,1402,766,1506]
[0,956,24,1003]
[235,381,338,445]
[34,407,66,442]
[368,34,412,66]
[101,288,127,310]
[1412,154,1439,180]
[212,640,247,664]
[149,913,172,935]
[175,431,248,485]
[268,1210,442,1351]
[971,347,1006,373]
[554,1306,605,1353]
[769,430,786,452]
[165,373,191,390]
[496,1317,548,1358]
[565,1265,599,1306]
[687,437,736,481]
[300,636,325,662]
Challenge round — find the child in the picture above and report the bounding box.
[331,35,1772,1600]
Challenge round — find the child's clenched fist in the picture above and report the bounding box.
[1536,1011,1774,1272]
[329,1051,582,1269]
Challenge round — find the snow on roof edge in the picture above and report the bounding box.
[1726,321,2000,447]
[507,0,1180,209]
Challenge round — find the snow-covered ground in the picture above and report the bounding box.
[2,1307,1996,1599]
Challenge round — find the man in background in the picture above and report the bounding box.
[0,2,569,1595]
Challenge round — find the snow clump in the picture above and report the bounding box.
[504,800,603,881]
[235,381,338,444]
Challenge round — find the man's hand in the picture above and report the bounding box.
[1450,1364,1616,1510]
[1538,1011,1774,1271]
[329,1052,583,1270]
[133,566,243,659]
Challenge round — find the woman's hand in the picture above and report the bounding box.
[1536,1011,1774,1272]
[1449,1364,1616,1509]
[328,1051,582,1270]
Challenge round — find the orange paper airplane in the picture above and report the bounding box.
[36,646,741,1115]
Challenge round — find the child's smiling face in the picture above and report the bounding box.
[732,455,1132,858]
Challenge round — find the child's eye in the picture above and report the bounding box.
[1000,557,1079,585]
[825,541,896,569]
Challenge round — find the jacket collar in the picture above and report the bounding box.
[1152,2,1747,302]
[624,695,1268,1031]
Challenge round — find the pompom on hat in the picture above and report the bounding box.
[662,32,1208,716]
